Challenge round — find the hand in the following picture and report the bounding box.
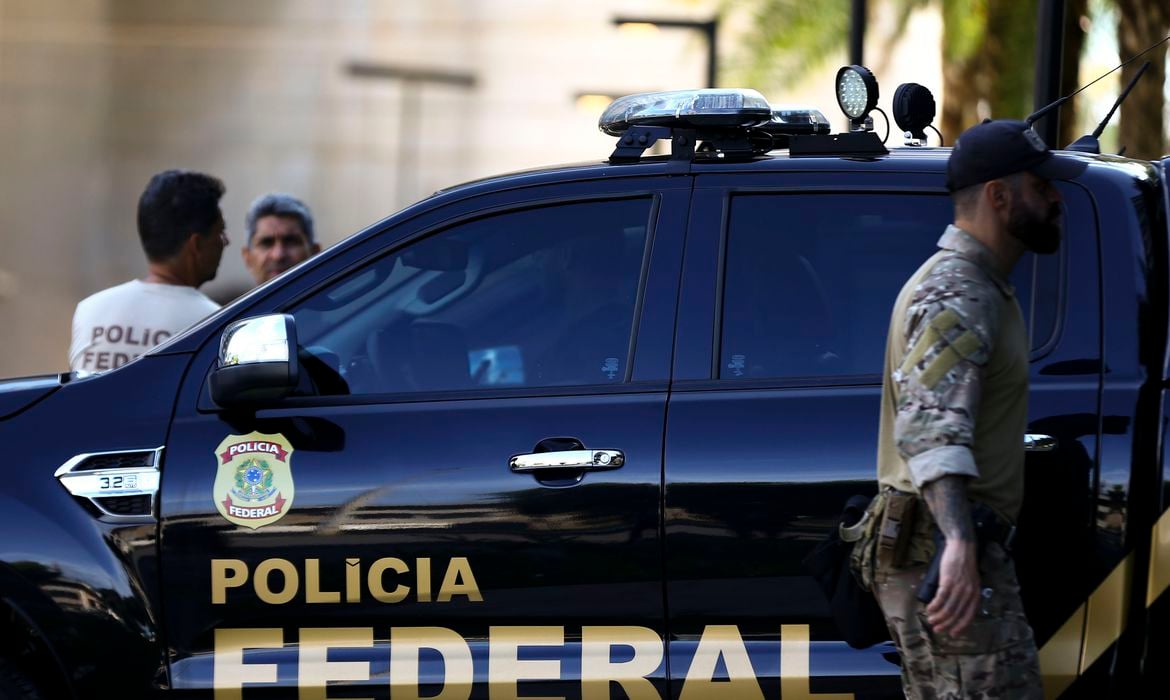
[924,539,980,636]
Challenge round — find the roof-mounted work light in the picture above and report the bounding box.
[787,66,888,157]
[835,65,878,131]
[892,83,938,146]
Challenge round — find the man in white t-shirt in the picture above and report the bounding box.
[69,170,228,373]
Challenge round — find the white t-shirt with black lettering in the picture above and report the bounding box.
[69,280,220,373]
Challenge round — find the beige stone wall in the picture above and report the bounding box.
[0,0,941,378]
[0,0,715,377]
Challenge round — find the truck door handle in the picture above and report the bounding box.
[1024,434,1058,452]
[509,449,625,473]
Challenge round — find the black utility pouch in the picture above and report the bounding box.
[804,494,890,649]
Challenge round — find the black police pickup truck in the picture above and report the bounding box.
[0,80,1168,700]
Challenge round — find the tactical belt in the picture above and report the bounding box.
[880,488,1017,552]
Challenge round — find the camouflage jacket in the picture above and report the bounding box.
[876,225,1029,520]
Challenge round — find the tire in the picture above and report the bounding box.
[0,659,40,700]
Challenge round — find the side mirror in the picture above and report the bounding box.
[209,314,299,407]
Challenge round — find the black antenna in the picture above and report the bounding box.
[1026,34,1169,126]
[1067,61,1151,154]
[1092,61,1149,139]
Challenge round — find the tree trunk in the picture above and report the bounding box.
[983,0,1038,120]
[1115,0,1169,159]
[939,0,988,141]
[940,60,982,142]
[940,0,1039,143]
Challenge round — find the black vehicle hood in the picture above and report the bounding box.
[0,373,66,420]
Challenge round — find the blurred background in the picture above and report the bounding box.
[0,0,1166,378]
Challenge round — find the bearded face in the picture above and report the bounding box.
[1004,178,1062,255]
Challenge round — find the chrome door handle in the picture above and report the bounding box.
[509,449,625,473]
[1024,434,1058,452]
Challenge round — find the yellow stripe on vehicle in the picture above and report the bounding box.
[1038,508,1165,699]
[1147,507,1170,607]
[1039,553,1132,697]
[1038,603,1084,700]
[1080,553,1132,673]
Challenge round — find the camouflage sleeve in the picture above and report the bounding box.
[893,257,1000,489]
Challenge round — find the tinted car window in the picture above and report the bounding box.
[290,198,652,395]
[718,193,1042,380]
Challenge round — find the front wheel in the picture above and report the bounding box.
[0,659,40,700]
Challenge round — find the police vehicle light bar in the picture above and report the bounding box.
[599,88,772,136]
[770,107,832,134]
[601,89,832,163]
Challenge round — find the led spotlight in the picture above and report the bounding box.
[835,65,878,129]
[892,83,937,143]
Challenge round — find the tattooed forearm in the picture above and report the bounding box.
[921,475,975,542]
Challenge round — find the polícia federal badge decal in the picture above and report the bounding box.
[213,432,295,529]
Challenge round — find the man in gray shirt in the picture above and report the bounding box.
[241,193,320,285]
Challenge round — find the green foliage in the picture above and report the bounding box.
[725,0,998,90]
[940,0,987,64]
[722,0,851,88]
[723,0,1040,131]
[721,0,1164,150]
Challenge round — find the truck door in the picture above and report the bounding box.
[158,180,688,697]
[662,172,1101,698]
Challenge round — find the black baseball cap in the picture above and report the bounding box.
[946,119,1087,192]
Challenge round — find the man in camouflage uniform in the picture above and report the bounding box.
[871,120,1085,699]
